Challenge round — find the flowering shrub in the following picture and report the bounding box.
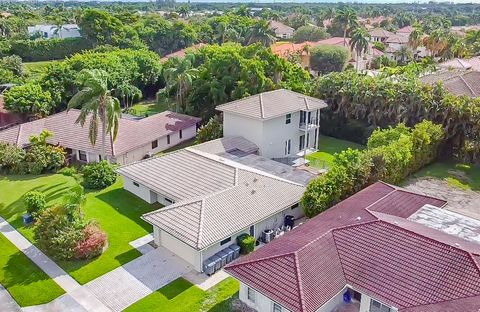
[74,223,108,260]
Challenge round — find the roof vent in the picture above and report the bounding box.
[251,189,256,195]
[253,177,258,183]
[455,243,460,247]
[356,216,361,221]
[394,221,399,225]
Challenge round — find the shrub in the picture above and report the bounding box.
[74,222,108,260]
[237,234,255,255]
[3,83,53,117]
[9,38,91,62]
[0,143,25,173]
[34,205,84,260]
[293,25,330,43]
[83,161,117,189]
[310,45,349,74]
[58,166,78,177]
[24,191,47,215]
[195,115,223,144]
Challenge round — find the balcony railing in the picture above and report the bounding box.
[298,117,319,130]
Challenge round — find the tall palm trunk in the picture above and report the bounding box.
[100,98,107,162]
[343,28,347,46]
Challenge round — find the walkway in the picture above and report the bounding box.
[0,284,21,312]
[85,247,191,311]
[0,216,110,312]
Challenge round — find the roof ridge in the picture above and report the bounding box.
[196,199,206,248]
[459,74,478,97]
[142,198,204,216]
[398,293,480,311]
[226,251,298,270]
[386,185,447,208]
[259,93,265,119]
[293,253,308,312]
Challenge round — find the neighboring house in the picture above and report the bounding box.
[226,181,480,312]
[268,20,294,39]
[216,89,328,161]
[271,41,327,71]
[420,70,480,98]
[368,28,394,43]
[0,109,200,165]
[28,24,81,39]
[439,57,480,71]
[396,25,414,36]
[117,136,315,272]
[160,43,206,63]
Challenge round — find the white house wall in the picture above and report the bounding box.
[260,112,301,158]
[315,287,347,312]
[156,228,201,271]
[223,113,264,153]
[117,125,197,165]
[123,176,156,204]
[239,283,291,312]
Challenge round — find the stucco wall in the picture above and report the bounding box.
[315,288,347,312]
[123,176,156,204]
[223,113,264,153]
[157,228,201,271]
[117,125,197,165]
[239,283,291,312]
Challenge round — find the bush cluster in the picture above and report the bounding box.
[24,191,47,215]
[3,38,91,62]
[237,233,255,255]
[309,45,350,74]
[83,161,117,190]
[74,223,108,260]
[0,143,65,175]
[302,120,444,217]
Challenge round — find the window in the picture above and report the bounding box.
[220,237,231,246]
[370,299,391,312]
[284,139,291,155]
[273,303,282,312]
[285,113,291,124]
[152,140,158,149]
[167,135,170,145]
[247,287,255,303]
[98,155,102,161]
[165,198,173,204]
[291,203,299,210]
[299,135,305,151]
[179,130,183,139]
[78,150,87,162]
[133,182,140,187]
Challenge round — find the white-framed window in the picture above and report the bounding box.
[285,113,291,124]
[247,287,256,303]
[179,129,183,139]
[272,302,282,312]
[284,139,291,155]
[78,150,87,162]
[167,135,171,145]
[370,299,391,312]
[220,237,231,245]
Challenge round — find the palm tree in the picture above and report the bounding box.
[67,69,121,161]
[334,7,359,46]
[395,45,413,64]
[245,20,276,46]
[177,5,190,18]
[163,55,199,113]
[408,24,423,51]
[235,5,252,18]
[215,22,230,44]
[350,28,371,71]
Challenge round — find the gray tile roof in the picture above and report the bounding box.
[369,28,394,38]
[0,109,200,157]
[189,136,259,155]
[142,169,305,250]
[216,89,327,120]
[420,70,480,98]
[117,149,237,201]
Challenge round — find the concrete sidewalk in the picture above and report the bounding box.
[0,216,111,312]
[0,284,21,312]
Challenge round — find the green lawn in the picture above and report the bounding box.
[128,101,171,117]
[0,174,160,284]
[124,277,239,312]
[306,135,365,169]
[410,161,480,191]
[24,60,59,80]
[0,232,65,306]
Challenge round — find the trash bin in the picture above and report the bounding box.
[224,247,234,263]
[217,251,228,267]
[229,245,241,259]
[210,255,221,271]
[203,258,216,275]
[22,213,33,225]
[284,215,295,228]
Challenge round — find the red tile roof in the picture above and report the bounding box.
[225,182,480,312]
[0,109,200,156]
[160,43,206,63]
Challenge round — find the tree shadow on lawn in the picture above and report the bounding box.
[158,278,195,300]
[95,188,162,232]
[3,251,52,288]
[114,248,142,266]
[207,291,240,312]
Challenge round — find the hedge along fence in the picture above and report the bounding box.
[2,38,92,62]
[301,120,444,218]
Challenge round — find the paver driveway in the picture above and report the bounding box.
[85,246,192,312]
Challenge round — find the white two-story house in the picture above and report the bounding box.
[216,89,328,161]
